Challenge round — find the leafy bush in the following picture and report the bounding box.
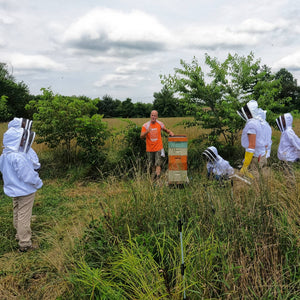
[26,88,109,165]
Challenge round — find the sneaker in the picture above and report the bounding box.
[18,244,38,253]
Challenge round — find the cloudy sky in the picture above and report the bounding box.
[1,0,300,103]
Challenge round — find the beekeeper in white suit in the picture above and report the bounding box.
[0,126,43,252]
[257,108,272,159]
[8,117,41,171]
[276,113,300,163]
[203,146,234,180]
[237,100,268,178]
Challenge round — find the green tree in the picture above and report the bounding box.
[161,53,281,146]
[274,68,299,113]
[153,86,182,117]
[75,114,110,165]
[26,88,106,163]
[96,95,121,118]
[119,98,135,118]
[0,62,32,118]
[133,102,152,117]
[0,95,11,121]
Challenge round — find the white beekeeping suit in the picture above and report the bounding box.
[257,108,272,158]
[237,100,267,178]
[203,146,234,180]
[8,117,41,171]
[276,113,300,162]
[0,127,43,197]
[0,127,43,251]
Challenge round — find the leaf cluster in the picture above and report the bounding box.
[26,88,110,164]
[161,52,282,146]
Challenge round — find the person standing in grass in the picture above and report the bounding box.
[257,108,272,160]
[0,126,43,252]
[140,110,174,179]
[237,100,268,179]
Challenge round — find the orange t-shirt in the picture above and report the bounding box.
[141,121,165,152]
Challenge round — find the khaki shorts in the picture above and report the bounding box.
[147,151,163,167]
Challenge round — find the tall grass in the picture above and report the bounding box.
[70,167,299,299]
[0,118,299,299]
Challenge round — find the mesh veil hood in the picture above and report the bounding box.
[2,127,24,153]
[237,100,259,121]
[203,146,220,162]
[276,113,293,132]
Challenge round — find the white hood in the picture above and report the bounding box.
[3,127,24,153]
[237,100,259,121]
[256,108,267,124]
[203,146,220,163]
[8,117,23,129]
[276,113,293,132]
[8,117,32,130]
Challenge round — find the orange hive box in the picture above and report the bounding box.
[168,135,188,184]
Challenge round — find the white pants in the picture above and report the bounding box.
[13,193,35,247]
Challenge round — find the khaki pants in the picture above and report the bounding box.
[249,155,269,178]
[13,193,35,247]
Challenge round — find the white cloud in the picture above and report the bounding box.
[1,0,300,100]
[94,72,146,89]
[0,11,15,24]
[238,18,284,33]
[89,56,121,64]
[94,74,131,88]
[5,53,66,72]
[272,51,300,71]
[115,62,149,74]
[180,25,258,49]
[61,8,174,54]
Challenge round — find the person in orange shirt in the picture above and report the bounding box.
[141,110,174,179]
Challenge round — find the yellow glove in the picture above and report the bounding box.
[240,151,254,179]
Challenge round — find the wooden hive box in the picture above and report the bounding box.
[168,135,188,185]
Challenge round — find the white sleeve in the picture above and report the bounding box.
[28,148,41,169]
[288,130,300,150]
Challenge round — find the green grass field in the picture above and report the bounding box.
[0,118,299,299]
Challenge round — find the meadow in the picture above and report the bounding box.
[0,118,299,299]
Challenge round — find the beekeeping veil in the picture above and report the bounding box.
[203,146,220,163]
[2,127,29,153]
[8,117,33,131]
[237,100,259,121]
[22,118,33,131]
[24,131,36,153]
[276,113,293,132]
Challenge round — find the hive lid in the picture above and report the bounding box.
[168,135,187,142]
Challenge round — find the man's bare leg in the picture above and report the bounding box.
[155,166,161,178]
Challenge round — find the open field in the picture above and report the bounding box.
[1,116,299,152]
[0,117,299,299]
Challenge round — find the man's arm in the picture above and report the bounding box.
[162,127,174,136]
[140,128,149,139]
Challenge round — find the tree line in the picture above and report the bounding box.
[0,62,185,121]
[1,52,300,173]
[2,53,298,123]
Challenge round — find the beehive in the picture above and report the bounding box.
[168,135,188,184]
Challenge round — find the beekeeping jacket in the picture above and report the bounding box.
[277,113,300,162]
[239,100,266,157]
[203,146,234,176]
[0,127,43,197]
[8,117,40,170]
[257,109,272,158]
